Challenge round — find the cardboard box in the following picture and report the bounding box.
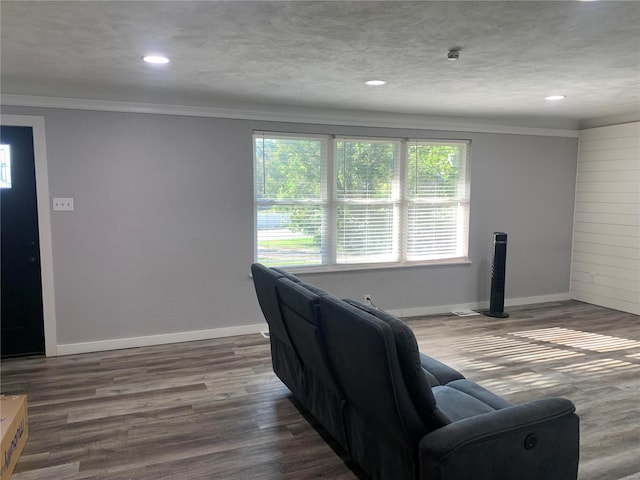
[0,395,28,480]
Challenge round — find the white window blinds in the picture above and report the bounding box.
[254,133,470,270]
[255,133,327,267]
[406,141,470,261]
[335,138,400,264]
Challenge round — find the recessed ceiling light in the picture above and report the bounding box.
[142,55,170,64]
[545,95,566,101]
[365,80,387,86]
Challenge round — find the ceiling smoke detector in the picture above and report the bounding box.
[447,49,460,61]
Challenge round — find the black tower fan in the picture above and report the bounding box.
[483,232,509,318]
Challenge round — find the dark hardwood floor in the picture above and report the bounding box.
[1,300,638,479]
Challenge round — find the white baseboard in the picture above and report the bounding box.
[387,292,571,318]
[56,323,268,356]
[56,293,571,356]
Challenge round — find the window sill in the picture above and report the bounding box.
[276,258,472,276]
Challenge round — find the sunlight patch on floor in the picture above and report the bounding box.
[554,358,638,378]
[457,335,585,363]
[453,358,505,372]
[479,372,561,395]
[511,327,640,353]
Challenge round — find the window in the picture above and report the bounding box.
[0,144,11,189]
[335,138,400,264]
[254,132,469,270]
[406,141,470,261]
[255,134,327,267]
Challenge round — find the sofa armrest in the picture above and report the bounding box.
[419,353,465,385]
[419,397,579,480]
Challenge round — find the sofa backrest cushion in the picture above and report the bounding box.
[344,300,449,430]
[298,282,330,297]
[275,278,335,384]
[271,267,302,284]
[251,263,293,348]
[319,295,428,444]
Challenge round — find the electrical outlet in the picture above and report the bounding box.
[52,197,74,211]
[364,294,373,305]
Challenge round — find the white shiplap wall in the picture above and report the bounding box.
[571,122,640,315]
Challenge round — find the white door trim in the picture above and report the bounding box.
[2,114,57,356]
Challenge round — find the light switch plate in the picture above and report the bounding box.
[53,197,74,211]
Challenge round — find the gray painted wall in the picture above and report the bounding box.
[2,106,578,345]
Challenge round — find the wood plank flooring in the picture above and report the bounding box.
[1,300,638,479]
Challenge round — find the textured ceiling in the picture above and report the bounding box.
[1,1,639,130]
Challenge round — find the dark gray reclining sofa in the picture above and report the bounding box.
[251,263,579,480]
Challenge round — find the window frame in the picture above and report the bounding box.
[254,131,329,267]
[333,136,402,265]
[253,131,471,272]
[0,144,12,189]
[403,139,471,263]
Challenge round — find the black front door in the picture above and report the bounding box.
[1,125,45,357]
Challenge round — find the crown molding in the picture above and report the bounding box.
[1,94,580,138]
[578,112,640,130]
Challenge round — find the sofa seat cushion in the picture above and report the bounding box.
[433,379,514,422]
